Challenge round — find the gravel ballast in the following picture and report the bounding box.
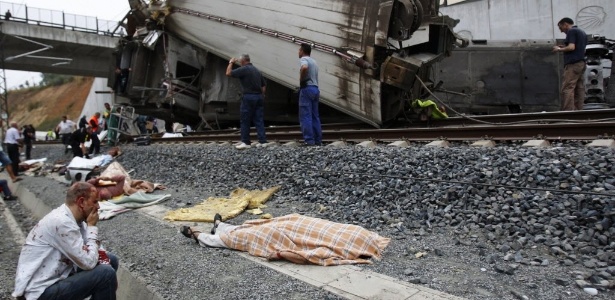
[4,142,615,299]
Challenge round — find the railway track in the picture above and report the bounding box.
[152,121,615,144]
[35,109,615,145]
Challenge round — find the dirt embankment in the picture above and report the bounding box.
[7,77,94,131]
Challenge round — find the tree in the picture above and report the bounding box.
[40,73,75,86]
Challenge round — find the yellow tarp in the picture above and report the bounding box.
[230,186,281,209]
[164,186,281,222]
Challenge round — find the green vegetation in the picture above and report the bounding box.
[40,73,75,86]
[37,117,61,131]
[27,101,42,110]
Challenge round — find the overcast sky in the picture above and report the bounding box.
[5,0,129,89]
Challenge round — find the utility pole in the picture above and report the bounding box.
[0,34,9,141]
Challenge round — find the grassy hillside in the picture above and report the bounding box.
[7,77,93,131]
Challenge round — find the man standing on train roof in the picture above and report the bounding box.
[225,53,268,150]
[298,43,322,146]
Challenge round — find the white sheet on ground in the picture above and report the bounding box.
[84,130,108,148]
[99,191,172,220]
[162,133,183,138]
[23,158,47,165]
[67,154,114,170]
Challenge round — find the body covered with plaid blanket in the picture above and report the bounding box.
[218,214,390,266]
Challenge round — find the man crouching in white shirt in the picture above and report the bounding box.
[13,182,118,300]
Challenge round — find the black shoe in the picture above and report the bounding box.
[4,195,17,201]
[180,226,200,244]
[211,213,222,234]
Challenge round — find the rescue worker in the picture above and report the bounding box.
[297,43,322,146]
[88,113,101,155]
[225,53,267,149]
[70,125,93,158]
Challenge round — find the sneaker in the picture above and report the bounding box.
[235,142,251,150]
[4,195,17,201]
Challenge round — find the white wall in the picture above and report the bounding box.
[79,78,113,121]
[442,0,614,40]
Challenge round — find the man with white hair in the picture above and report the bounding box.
[225,53,268,149]
[4,122,22,176]
[56,115,77,154]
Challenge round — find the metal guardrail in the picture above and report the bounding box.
[0,1,126,37]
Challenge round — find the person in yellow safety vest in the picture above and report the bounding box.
[46,131,55,141]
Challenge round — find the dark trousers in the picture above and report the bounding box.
[240,94,267,144]
[0,179,12,197]
[39,253,119,300]
[6,144,19,176]
[88,134,100,155]
[24,141,32,160]
[72,142,83,157]
[61,134,71,153]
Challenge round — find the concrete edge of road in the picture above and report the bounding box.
[7,180,164,300]
[8,177,465,300]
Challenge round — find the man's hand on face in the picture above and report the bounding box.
[86,206,99,226]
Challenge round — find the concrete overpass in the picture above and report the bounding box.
[0,20,119,77]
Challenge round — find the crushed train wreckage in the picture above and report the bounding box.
[109,0,467,128]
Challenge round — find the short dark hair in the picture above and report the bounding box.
[558,17,574,26]
[66,182,95,205]
[300,43,312,55]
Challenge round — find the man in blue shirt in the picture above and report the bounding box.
[226,54,267,150]
[553,17,587,111]
[298,43,322,146]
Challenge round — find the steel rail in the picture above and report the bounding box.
[181,122,369,136]
[434,109,615,126]
[151,122,615,143]
[35,119,615,145]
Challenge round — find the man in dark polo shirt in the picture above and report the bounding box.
[225,54,267,150]
[553,17,587,111]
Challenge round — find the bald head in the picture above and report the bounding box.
[66,182,96,206]
[10,122,18,128]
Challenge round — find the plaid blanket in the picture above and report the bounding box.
[219,214,390,266]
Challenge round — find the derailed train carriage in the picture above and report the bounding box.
[108,0,466,129]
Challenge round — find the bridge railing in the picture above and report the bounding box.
[0,1,126,37]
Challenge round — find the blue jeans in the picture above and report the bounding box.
[0,151,11,166]
[299,86,322,145]
[38,253,119,300]
[240,94,267,144]
[0,179,12,196]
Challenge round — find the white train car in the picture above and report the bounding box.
[112,0,464,128]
